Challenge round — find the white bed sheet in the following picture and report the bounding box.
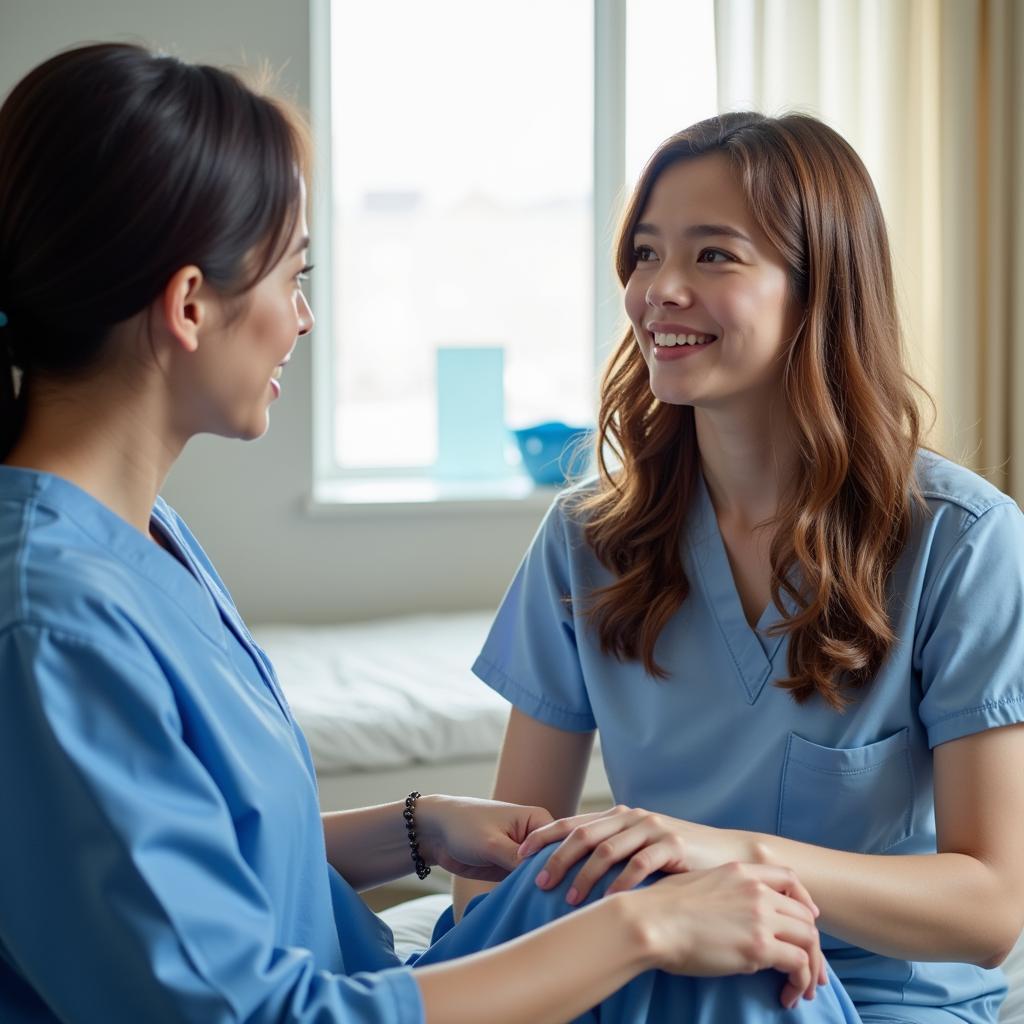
[252,613,508,773]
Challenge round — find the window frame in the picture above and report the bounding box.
[308,0,627,510]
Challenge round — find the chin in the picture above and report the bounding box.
[648,376,697,407]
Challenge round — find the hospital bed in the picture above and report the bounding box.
[253,613,1024,1021]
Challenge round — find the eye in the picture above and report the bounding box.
[696,248,733,264]
[296,263,314,285]
[632,245,658,264]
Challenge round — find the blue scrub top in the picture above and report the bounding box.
[474,450,1024,1021]
[0,468,423,1023]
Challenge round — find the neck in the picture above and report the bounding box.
[694,400,798,531]
[5,375,185,539]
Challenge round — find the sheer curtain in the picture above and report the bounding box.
[714,0,1024,499]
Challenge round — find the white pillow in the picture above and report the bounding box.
[1001,928,1024,1024]
[378,893,451,962]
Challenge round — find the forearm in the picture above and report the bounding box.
[416,893,652,1024]
[750,834,1019,967]
[322,799,422,891]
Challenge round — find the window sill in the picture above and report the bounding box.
[307,474,561,518]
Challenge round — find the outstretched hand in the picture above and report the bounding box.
[417,795,555,882]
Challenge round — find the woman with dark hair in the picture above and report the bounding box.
[0,44,866,1024]
[456,113,1024,1023]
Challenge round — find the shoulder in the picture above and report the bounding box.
[914,449,1018,523]
[904,451,1024,605]
[912,450,1022,554]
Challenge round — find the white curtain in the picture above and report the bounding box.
[714,0,1024,500]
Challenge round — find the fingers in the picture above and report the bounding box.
[533,808,666,894]
[770,914,819,1007]
[516,811,599,860]
[746,863,819,921]
[769,885,826,1002]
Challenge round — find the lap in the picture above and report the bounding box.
[410,845,861,1023]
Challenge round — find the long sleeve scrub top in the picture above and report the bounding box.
[0,468,423,1022]
[473,450,1024,1024]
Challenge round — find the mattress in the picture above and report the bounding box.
[252,612,508,773]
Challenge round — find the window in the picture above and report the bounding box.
[311,0,716,504]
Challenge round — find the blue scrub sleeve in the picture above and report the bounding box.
[0,624,423,1024]
[473,497,596,732]
[916,500,1024,747]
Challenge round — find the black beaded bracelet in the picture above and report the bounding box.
[403,791,431,880]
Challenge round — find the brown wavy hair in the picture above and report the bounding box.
[574,112,926,711]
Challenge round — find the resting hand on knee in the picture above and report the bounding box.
[632,861,827,1010]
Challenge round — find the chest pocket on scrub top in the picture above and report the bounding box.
[776,728,915,854]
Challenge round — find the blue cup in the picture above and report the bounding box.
[512,421,594,486]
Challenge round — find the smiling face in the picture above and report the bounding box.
[190,202,315,441]
[624,153,801,413]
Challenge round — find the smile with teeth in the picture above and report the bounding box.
[652,331,717,347]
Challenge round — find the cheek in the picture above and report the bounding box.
[716,273,792,341]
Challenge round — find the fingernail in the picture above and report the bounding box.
[566,887,579,905]
[535,870,549,888]
[517,843,530,859]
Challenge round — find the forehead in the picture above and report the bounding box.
[637,153,758,239]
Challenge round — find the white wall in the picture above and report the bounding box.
[0,0,548,623]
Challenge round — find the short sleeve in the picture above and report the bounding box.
[0,624,424,1024]
[916,500,1024,748]
[473,497,596,732]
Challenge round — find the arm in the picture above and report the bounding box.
[748,723,1024,966]
[322,794,553,892]
[524,723,1024,968]
[451,707,594,919]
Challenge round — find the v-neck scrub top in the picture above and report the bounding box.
[473,450,1024,1023]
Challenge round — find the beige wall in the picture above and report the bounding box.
[0,0,546,623]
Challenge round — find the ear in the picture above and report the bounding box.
[160,266,208,353]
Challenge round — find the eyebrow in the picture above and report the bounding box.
[633,222,753,245]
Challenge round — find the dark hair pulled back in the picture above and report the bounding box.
[0,42,309,457]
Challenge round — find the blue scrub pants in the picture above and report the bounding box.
[409,845,862,1022]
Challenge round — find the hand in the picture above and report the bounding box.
[519,805,750,902]
[635,862,828,1009]
[417,795,554,882]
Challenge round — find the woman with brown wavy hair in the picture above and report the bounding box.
[458,112,1024,1023]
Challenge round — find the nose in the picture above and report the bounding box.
[297,290,315,336]
[646,262,694,309]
